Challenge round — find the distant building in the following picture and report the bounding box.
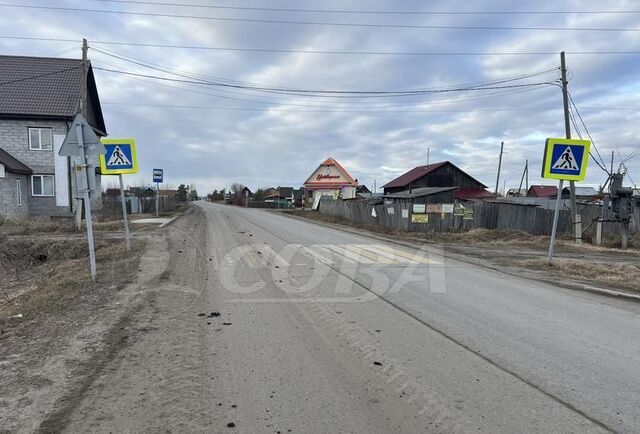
[382,161,491,199]
[303,157,358,203]
[356,185,371,194]
[561,186,597,200]
[0,55,107,219]
[384,186,457,204]
[527,185,558,197]
[506,188,527,197]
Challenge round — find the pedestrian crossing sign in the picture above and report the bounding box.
[99,139,138,175]
[541,138,590,181]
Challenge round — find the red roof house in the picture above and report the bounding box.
[527,185,558,197]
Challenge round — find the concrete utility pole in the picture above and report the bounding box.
[495,141,504,196]
[427,147,430,165]
[560,51,581,243]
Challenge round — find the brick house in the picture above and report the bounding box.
[0,55,107,219]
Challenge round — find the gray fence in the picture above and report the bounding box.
[318,198,638,238]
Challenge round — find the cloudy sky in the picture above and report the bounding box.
[1,0,639,194]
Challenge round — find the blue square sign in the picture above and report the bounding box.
[99,139,138,175]
[153,168,163,183]
[541,138,590,181]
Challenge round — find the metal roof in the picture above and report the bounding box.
[382,161,487,189]
[0,148,32,175]
[382,162,447,188]
[0,55,106,134]
[384,186,457,199]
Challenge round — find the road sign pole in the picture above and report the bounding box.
[119,174,131,251]
[547,179,564,265]
[156,182,159,217]
[77,122,97,281]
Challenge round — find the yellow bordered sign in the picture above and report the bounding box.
[541,138,590,181]
[99,139,138,175]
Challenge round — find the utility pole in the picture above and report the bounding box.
[525,159,529,191]
[427,147,430,165]
[495,141,504,197]
[517,160,527,196]
[560,51,580,243]
[74,39,89,230]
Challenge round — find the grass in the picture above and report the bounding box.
[511,258,640,293]
[289,210,639,253]
[0,237,143,319]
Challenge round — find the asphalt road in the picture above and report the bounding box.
[61,202,639,433]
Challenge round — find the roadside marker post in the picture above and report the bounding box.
[153,169,164,217]
[59,114,105,281]
[542,138,591,264]
[100,139,139,252]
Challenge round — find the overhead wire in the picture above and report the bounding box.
[2,3,640,32]
[92,66,560,98]
[91,58,553,110]
[89,45,561,93]
[568,91,609,170]
[2,35,640,56]
[90,1,640,16]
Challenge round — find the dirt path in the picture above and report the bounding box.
[0,209,214,433]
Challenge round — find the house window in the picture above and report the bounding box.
[17,179,22,206]
[28,128,53,151]
[31,175,55,197]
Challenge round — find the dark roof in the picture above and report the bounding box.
[0,55,106,135]
[384,186,457,199]
[528,185,558,197]
[278,186,294,197]
[356,185,371,194]
[0,148,32,174]
[382,162,447,189]
[382,161,487,189]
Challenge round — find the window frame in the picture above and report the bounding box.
[31,174,55,197]
[28,127,53,151]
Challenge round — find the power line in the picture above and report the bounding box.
[91,57,551,110]
[100,101,575,113]
[91,0,640,16]
[92,66,558,98]
[2,4,640,32]
[2,35,640,56]
[568,91,608,170]
[89,45,560,96]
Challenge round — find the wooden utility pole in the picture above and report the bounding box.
[495,141,504,196]
[560,51,580,243]
[74,39,89,230]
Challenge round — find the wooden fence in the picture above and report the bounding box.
[318,198,638,238]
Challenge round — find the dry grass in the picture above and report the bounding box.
[289,210,639,254]
[510,258,640,292]
[0,237,143,319]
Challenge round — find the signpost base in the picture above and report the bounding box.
[119,174,131,251]
[547,179,564,265]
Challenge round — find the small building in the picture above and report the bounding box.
[356,185,371,194]
[382,161,488,196]
[384,186,457,204]
[0,55,107,219]
[303,157,358,204]
[241,186,253,199]
[561,186,597,200]
[506,188,527,197]
[528,185,558,197]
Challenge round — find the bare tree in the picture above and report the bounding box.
[230,183,247,206]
